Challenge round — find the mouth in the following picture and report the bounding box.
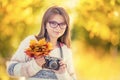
[54,31,60,35]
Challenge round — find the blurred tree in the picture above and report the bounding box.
[72,0,120,55]
[1,0,120,80]
[0,0,45,80]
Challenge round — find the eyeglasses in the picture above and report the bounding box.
[48,21,67,29]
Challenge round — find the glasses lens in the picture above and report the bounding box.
[59,23,66,29]
[49,21,58,28]
[48,21,66,29]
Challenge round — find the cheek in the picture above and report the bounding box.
[62,29,66,34]
[60,29,66,36]
[46,28,52,34]
[46,26,53,34]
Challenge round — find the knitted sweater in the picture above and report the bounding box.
[7,35,76,80]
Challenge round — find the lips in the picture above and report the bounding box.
[54,31,60,35]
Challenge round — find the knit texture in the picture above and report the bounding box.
[7,35,76,80]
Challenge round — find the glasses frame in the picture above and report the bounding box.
[48,21,67,29]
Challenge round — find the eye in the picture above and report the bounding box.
[49,21,57,26]
[60,23,66,26]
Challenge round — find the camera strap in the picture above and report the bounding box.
[58,42,63,58]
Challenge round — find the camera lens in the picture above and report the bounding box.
[49,61,59,70]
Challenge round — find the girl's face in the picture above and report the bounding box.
[46,14,67,39]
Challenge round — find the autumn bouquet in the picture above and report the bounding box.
[25,38,53,58]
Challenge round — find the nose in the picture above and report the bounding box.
[55,25,61,30]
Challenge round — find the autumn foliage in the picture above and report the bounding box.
[24,38,53,58]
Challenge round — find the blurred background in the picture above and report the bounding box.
[0,0,120,80]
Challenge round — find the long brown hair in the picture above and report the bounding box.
[36,6,71,48]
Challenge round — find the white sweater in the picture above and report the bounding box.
[7,35,76,80]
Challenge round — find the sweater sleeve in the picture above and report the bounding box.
[6,36,42,77]
[56,48,77,80]
[66,49,77,80]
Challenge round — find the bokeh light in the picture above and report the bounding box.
[0,0,120,80]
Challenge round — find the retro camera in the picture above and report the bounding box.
[43,56,61,70]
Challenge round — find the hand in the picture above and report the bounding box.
[35,56,46,67]
[52,59,67,74]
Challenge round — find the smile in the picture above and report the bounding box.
[54,31,60,34]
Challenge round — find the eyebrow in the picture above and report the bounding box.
[49,20,65,24]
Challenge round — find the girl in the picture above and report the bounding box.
[7,6,77,80]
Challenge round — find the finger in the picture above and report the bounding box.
[59,60,66,65]
[59,60,64,63]
[59,61,65,65]
[60,64,66,68]
[59,62,66,66]
[62,64,66,67]
[59,64,67,69]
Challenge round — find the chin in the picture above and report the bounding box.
[52,35,61,39]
